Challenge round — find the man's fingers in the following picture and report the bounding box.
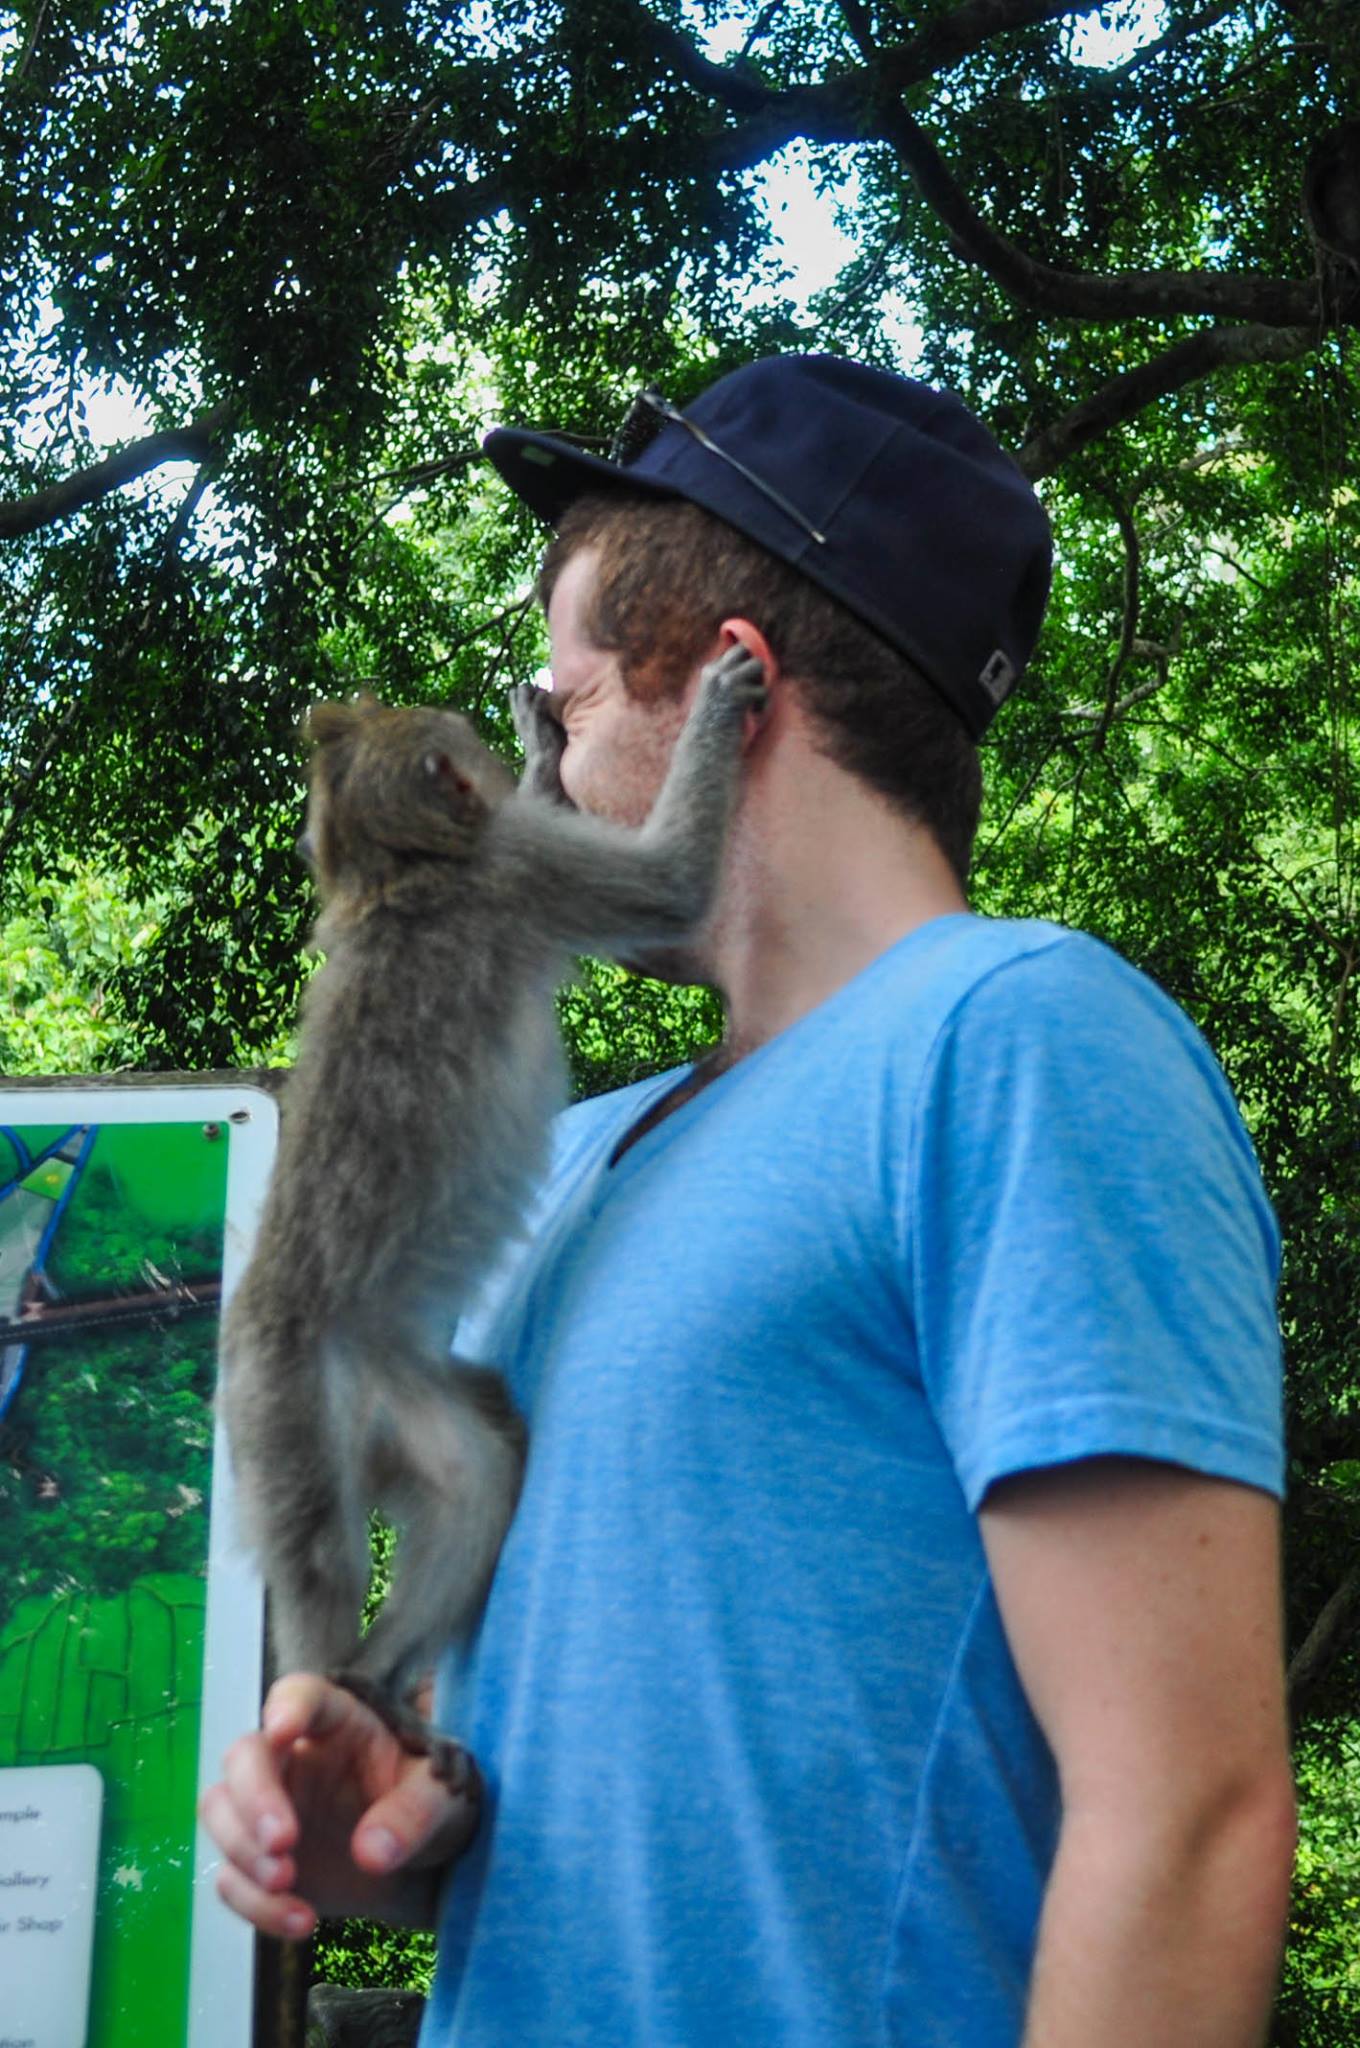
[214,1854,317,1942]
[261,1670,351,1750]
[198,1779,296,1891]
[352,1757,482,1875]
[215,1724,299,1856]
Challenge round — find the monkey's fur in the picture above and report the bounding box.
[218,646,766,1780]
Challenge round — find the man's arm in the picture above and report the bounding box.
[979,1457,1297,2048]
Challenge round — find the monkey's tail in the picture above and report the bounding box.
[349,1353,527,1698]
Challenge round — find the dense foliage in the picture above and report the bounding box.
[2,0,1356,2032]
[47,1154,224,1293]
[0,1319,216,1610]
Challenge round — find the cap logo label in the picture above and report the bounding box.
[978,649,1016,705]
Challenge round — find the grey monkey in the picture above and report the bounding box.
[217,645,766,1782]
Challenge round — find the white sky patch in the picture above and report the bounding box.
[80,379,156,449]
[1069,0,1165,68]
[760,147,925,367]
[762,144,861,304]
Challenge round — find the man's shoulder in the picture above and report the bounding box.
[905,913,1194,1045]
[914,916,1267,1226]
[871,915,1243,1167]
[859,914,1184,1067]
[900,909,1142,987]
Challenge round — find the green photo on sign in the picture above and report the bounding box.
[0,1085,278,2048]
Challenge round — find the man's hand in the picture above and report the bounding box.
[198,1674,481,1939]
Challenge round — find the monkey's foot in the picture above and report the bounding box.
[330,1670,481,1795]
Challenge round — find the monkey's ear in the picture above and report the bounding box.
[304,694,381,747]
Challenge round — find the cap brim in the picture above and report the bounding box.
[482,427,680,526]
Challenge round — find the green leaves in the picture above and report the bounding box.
[1,7,1357,2022]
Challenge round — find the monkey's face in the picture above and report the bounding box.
[303,697,514,894]
[545,549,693,828]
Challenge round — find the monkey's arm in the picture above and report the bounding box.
[491,646,766,952]
[509,684,569,804]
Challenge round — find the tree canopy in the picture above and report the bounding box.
[2,1,1358,2030]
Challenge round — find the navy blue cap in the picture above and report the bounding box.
[482,354,1052,739]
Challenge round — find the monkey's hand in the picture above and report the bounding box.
[509,683,569,804]
[331,1668,476,1791]
[693,643,769,731]
[198,1674,480,1940]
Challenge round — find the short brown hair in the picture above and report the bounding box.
[538,494,982,883]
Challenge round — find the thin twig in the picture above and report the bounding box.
[1200,544,1272,594]
[972,734,1063,869]
[425,593,536,676]
[739,0,787,61]
[350,450,481,554]
[1103,0,1241,80]
[6,0,51,95]
[1092,485,1140,748]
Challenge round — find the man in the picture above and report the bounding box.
[202,356,1296,2045]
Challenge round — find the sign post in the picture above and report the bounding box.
[0,1081,278,2048]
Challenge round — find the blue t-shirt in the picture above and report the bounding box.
[421,913,1283,2048]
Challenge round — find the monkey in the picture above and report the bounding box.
[217,644,767,1784]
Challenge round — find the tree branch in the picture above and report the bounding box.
[739,1,788,63]
[350,448,480,554]
[1091,488,1140,747]
[1064,671,1170,723]
[658,29,1335,341]
[0,403,234,540]
[5,0,52,98]
[1288,1554,1360,1718]
[876,101,1329,328]
[837,0,878,64]
[163,464,214,561]
[1016,325,1317,478]
[875,0,1092,87]
[627,8,775,114]
[1201,543,1273,594]
[1103,0,1241,79]
[625,0,1096,174]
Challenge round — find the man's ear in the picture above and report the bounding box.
[716,617,778,741]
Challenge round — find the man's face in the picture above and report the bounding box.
[544,547,691,826]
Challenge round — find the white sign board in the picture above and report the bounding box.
[0,1084,278,2048]
[0,1763,103,2048]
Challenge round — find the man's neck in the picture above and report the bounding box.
[702,745,969,1061]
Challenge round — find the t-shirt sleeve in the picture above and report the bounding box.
[908,933,1285,1511]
